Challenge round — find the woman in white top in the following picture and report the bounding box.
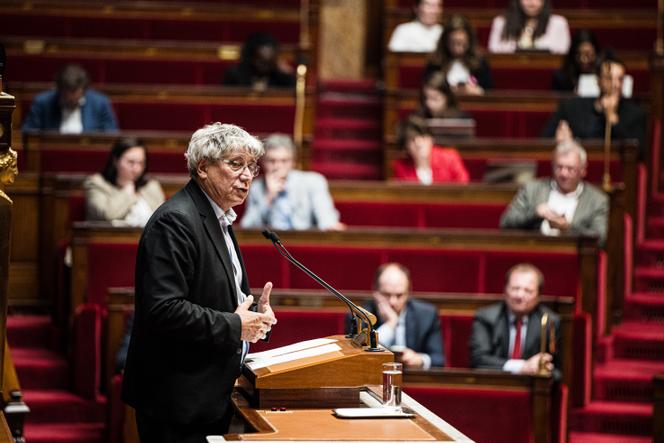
[388,0,443,53]
[84,137,165,227]
[488,0,570,54]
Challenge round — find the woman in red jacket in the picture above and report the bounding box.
[393,115,470,184]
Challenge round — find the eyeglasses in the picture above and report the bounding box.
[221,158,261,177]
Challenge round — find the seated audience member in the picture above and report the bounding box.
[84,137,165,226]
[22,64,118,133]
[426,14,492,95]
[470,263,560,377]
[488,0,570,54]
[414,71,470,119]
[222,32,295,91]
[388,0,443,53]
[241,134,344,230]
[393,115,469,184]
[349,263,444,369]
[543,56,646,157]
[552,29,601,92]
[500,139,608,246]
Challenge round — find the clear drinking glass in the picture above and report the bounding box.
[382,362,403,410]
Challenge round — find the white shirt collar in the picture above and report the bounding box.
[202,190,237,226]
[550,179,584,198]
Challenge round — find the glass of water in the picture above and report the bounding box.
[382,362,403,410]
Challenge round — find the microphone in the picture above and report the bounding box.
[261,229,381,352]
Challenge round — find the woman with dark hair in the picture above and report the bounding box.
[426,14,492,95]
[414,71,468,119]
[84,137,164,226]
[393,115,469,184]
[552,29,601,91]
[488,0,570,54]
[222,32,295,91]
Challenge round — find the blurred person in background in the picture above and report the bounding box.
[84,137,164,227]
[388,0,443,53]
[23,63,118,133]
[488,0,570,54]
[426,14,492,95]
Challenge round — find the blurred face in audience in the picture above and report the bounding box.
[519,0,544,18]
[552,149,586,194]
[405,132,434,164]
[59,87,85,111]
[416,0,442,27]
[252,44,278,75]
[423,86,448,117]
[576,42,597,73]
[197,148,258,211]
[375,265,410,316]
[116,146,146,186]
[504,269,539,317]
[598,61,625,98]
[262,146,294,180]
[447,29,469,58]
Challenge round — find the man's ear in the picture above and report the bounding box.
[196,160,209,179]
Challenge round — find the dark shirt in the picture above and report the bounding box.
[425,57,493,91]
[223,64,295,88]
[541,96,647,158]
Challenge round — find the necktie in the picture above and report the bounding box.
[511,317,522,359]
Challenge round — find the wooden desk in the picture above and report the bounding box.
[226,386,472,442]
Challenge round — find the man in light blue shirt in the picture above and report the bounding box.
[240,134,344,231]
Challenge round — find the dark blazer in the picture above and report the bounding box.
[541,96,646,158]
[122,180,250,425]
[22,88,118,132]
[347,298,445,367]
[470,302,560,373]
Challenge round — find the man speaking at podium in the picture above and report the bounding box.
[122,123,278,443]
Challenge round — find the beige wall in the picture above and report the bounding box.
[319,0,367,80]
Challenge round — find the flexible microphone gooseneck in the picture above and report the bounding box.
[261,229,382,352]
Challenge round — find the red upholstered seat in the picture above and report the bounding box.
[405,385,533,443]
[86,244,138,306]
[1,13,300,43]
[441,314,474,368]
[335,201,506,229]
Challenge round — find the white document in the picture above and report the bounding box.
[245,343,342,370]
[246,337,337,361]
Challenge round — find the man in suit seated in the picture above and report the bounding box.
[499,139,608,246]
[542,55,646,158]
[22,63,118,133]
[349,262,444,369]
[240,133,345,231]
[470,263,560,377]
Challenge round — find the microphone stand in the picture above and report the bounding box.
[262,230,382,352]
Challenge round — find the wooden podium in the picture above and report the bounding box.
[225,336,474,442]
[239,335,393,409]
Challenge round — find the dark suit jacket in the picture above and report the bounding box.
[541,96,646,158]
[347,299,445,367]
[470,302,560,373]
[22,88,118,132]
[122,180,251,425]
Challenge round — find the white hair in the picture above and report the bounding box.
[264,133,296,155]
[554,139,587,167]
[185,122,264,176]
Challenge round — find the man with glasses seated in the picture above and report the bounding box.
[241,133,345,231]
[499,139,608,246]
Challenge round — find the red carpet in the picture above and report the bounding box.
[310,81,383,180]
[7,315,106,443]
[570,189,664,441]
